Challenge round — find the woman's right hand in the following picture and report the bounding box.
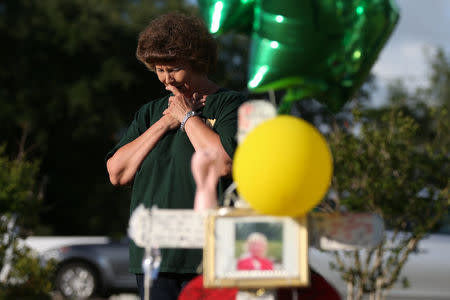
[165,86,206,122]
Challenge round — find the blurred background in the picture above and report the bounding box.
[0,0,448,299]
[0,0,447,237]
[0,0,250,239]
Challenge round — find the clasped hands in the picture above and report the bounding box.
[162,85,206,130]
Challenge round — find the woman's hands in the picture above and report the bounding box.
[161,84,232,178]
[163,85,206,124]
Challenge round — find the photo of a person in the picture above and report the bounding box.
[237,232,274,271]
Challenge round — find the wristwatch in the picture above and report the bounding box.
[180,111,200,132]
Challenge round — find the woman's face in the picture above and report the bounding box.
[154,62,201,97]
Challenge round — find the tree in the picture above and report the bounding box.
[325,49,450,300]
[327,107,448,300]
[0,146,56,299]
[424,48,450,111]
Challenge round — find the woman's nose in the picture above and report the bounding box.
[165,72,174,84]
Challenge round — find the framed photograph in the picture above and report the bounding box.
[203,208,309,288]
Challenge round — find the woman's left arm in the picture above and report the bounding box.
[184,116,232,176]
[164,85,233,176]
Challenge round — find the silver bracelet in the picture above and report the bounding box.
[180,111,200,132]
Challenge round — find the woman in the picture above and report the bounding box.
[105,12,246,300]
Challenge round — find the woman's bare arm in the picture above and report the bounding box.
[106,114,179,186]
[184,117,232,176]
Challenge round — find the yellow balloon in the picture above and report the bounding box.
[233,115,333,216]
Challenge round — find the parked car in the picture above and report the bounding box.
[41,237,138,299]
[309,215,450,300]
[38,214,450,300]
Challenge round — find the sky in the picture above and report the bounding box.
[371,0,450,105]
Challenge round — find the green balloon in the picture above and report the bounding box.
[248,0,399,112]
[198,0,399,113]
[197,0,255,35]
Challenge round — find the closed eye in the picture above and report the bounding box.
[155,66,183,73]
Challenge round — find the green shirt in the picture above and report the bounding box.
[106,89,246,274]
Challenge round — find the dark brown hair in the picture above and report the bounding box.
[136,12,217,74]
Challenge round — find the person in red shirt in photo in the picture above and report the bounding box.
[236,232,274,271]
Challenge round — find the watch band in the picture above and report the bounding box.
[180,111,200,132]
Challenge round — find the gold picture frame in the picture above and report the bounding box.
[203,208,309,288]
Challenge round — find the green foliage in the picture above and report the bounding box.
[327,105,449,297]
[0,244,56,300]
[0,146,41,230]
[425,48,450,111]
[329,107,449,232]
[0,149,55,299]
[325,48,450,299]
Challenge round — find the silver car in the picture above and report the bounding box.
[42,238,138,299]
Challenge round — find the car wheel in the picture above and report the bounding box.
[56,262,98,299]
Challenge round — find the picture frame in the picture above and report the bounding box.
[203,208,309,288]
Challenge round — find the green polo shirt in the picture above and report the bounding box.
[106,89,246,274]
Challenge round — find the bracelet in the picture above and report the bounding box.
[180,111,200,132]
